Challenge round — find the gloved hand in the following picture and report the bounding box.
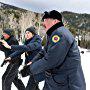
[1,60,7,67]
[19,65,32,77]
[1,57,11,67]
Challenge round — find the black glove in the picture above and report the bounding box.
[1,58,11,67]
[19,65,32,77]
[1,60,7,67]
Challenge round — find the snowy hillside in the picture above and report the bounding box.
[0,47,90,90]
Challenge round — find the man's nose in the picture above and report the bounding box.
[41,22,45,26]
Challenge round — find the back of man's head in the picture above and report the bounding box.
[3,29,14,36]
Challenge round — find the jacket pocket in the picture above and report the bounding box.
[52,74,68,86]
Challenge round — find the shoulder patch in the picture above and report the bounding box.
[52,35,60,43]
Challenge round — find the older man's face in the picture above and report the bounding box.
[42,18,54,31]
[3,33,10,40]
[42,18,60,32]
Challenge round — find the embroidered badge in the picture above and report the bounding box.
[52,35,60,43]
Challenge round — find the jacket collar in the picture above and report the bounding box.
[46,22,64,36]
[25,34,37,45]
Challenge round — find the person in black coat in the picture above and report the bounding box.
[1,26,45,90]
[0,29,25,90]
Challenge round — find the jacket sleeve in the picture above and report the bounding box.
[11,37,42,52]
[31,49,46,63]
[0,44,10,52]
[9,50,24,59]
[7,37,19,53]
[30,35,73,74]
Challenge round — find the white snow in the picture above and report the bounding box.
[80,48,90,90]
[0,47,90,90]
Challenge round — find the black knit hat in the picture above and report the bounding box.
[25,26,37,35]
[3,29,13,36]
[42,10,62,21]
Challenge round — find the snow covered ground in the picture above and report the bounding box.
[0,47,90,90]
[79,48,90,90]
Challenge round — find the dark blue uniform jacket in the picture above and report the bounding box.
[9,34,45,82]
[9,35,42,63]
[30,22,86,90]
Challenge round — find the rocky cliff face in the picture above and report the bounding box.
[0,2,90,48]
[0,2,43,40]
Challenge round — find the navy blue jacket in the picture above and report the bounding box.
[9,35,42,63]
[30,22,86,90]
[9,35,45,82]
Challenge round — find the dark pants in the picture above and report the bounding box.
[26,75,40,90]
[2,63,25,90]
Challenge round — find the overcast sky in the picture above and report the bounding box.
[0,0,90,14]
